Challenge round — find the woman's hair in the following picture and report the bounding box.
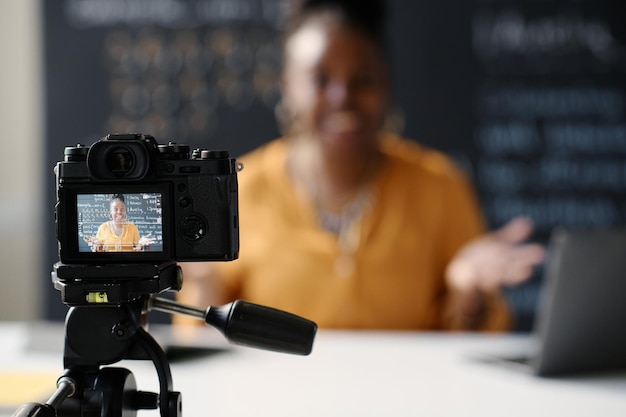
[276,0,394,136]
[110,194,125,204]
[284,0,388,49]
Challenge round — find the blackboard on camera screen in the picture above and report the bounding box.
[43,0,626,327]
[76,193,164,252]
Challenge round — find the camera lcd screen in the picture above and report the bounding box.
[77,192,163,253]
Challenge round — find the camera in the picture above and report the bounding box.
[53,133,240,305]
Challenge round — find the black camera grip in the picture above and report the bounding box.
[205,300,317,356]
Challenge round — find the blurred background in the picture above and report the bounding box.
[1,0,624,330]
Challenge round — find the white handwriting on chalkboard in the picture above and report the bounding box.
[473,9,619,61]
[479,157,626,192]
[478,122,626,156]
[64,0,285,28]
[479,161,530,192]
[544,123,626,154]
[487,196,619,230]
[477,122,540,155]
[479,86,623,120]
[540,158,626,190]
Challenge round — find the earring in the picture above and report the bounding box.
[274,98,300,136]
[382,106,405,135]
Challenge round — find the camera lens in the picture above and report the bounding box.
[105,146,134,174]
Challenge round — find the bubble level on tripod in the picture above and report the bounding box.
[87,292,109,303]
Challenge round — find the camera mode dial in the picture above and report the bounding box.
[64,144,89,162]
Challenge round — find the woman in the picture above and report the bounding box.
[84,194,154,252]
[179,0,544,330]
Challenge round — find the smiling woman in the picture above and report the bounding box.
[178,0,545,331]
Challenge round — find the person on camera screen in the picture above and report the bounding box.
[84,194,155,252]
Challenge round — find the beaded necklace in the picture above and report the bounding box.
[110,220,125,237]
[288,140,381,277]
[316,186,373,277]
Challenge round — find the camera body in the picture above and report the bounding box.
[55,133,240,266]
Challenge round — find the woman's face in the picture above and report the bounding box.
[283,18,389,154]
[110,200,127,223]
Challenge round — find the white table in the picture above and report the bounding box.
[1,322,625,417]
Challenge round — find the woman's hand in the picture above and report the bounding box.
[444,217,546,329]
[83,235,103,252]
[447,217,546,292]
[134,233,156,251]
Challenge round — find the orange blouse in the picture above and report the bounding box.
[94,221,140,252]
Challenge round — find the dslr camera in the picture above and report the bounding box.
[53,133,240,305]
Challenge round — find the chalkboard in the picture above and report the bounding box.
[469,1,626,329]
[43,0,626,328]
[470,1,626,242]
[76,193,164,252]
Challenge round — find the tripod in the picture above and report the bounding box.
[12,265,317,417]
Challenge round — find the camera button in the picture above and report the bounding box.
[179,197,191,208]
[180,215,207,241]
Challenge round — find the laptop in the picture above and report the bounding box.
[529,227,626,376]
[480,227,626,377]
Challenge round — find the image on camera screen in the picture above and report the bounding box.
[77,192,163,253]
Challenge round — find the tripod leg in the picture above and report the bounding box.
[133,327,182,417]
[12,375,76,417]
